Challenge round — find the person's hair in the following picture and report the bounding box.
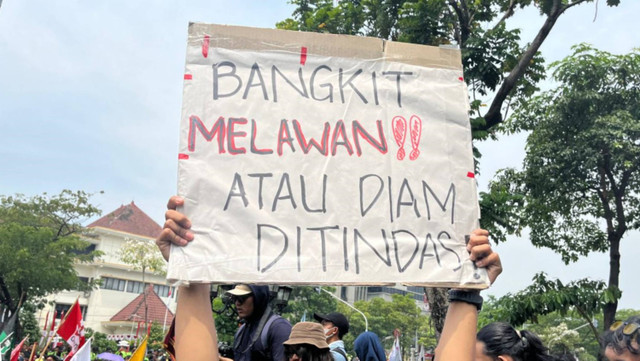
[477,322,555,361]
[602,315,640,356]
[284,344,333,361]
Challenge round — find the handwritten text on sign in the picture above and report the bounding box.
[168,24,485,287]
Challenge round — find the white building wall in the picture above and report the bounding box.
[41,228,176,335]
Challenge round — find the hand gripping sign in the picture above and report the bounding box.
[168,23,488,288]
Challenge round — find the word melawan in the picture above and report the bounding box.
[188,115,388,156]
[213,61,414,107]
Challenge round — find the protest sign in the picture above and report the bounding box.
[167,23,488,288]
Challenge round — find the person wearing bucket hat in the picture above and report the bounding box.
[313,312,349,361]
[282,322,333,361]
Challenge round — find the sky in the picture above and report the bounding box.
[0,1,638,309]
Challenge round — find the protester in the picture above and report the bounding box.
[354,332,386,361]
[282,322,333,361]
[601,315,640,361]
[475,322,555,361]
[157,196,502,361]
[313,312,349,361]
[221,284,292,361]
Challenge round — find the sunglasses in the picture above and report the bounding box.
[284,345,301,360]
[231,294,252,305]
[610,320,640,343]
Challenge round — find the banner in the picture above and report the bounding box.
[9,336,26,361]
[129,337,147,361]
[56,301,85,361]
[169,23,488,287]
[0,311,17,355]
[69,338,91,361]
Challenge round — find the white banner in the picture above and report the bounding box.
[168,23,487,287]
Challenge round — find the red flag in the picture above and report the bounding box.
[56,301,85,360]
[10,336,27,361]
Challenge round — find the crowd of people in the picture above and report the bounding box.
[156,196,639,361]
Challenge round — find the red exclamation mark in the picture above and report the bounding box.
[392,116,407,160]
[202,35,210,58]
[409,115,422,160]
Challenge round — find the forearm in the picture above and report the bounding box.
[176,283,218,361]
[434,301,478,361]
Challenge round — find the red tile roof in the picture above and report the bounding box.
[110,285,174,325]
[88,201,162,238]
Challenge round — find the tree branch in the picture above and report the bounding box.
[480,0,591,131]
[491,0,517,32]
[447,0,471,46]
[574,304,601,345]
[0,276,13,311]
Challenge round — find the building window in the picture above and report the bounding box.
[72,277,90,291]
[126,281,145,294]
[101,277,126,291]
[153,284,173,298]
[54,303,87,320]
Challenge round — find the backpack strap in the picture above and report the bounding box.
[333,346,348,361]
[235,306,276,355]
[260,313,280,350]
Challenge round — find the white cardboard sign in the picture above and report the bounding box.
[168,23,487,288]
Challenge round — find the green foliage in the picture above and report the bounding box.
[277,0,617,138]
[281,286,338,323]
[490,45,640,327]
[212,297,240,344]
[18,302,41,345]
[148,322,167,350]
[0,190,102,329]
[498,273,609,326]
[85,328,118,354]
[338,294,431,357]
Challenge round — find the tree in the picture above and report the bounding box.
[276,0,624,336]
[281,286,338,323]
[119,238,166,331]
[85,328,118,354]
[496,273,608,344]
[277,0,622,135]
[491,44,640,330]
[18,302,41,345]
[0,190,102,340]
[338,294,429,358]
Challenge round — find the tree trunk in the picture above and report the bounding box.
[603,235,621,330]
[424,287,449,340]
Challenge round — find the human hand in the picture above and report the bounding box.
[156,196,194,261]
[467,229,502,285]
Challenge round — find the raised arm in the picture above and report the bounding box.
[157,196,218,361]
[175,283,219,361]
[434,229,502,361]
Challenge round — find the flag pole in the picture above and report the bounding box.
[39,297,79,358]
[28,342,37,361]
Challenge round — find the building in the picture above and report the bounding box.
[42,202,175,341]
[337,285,429,312]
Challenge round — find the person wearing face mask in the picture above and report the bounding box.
[313,312,349,361]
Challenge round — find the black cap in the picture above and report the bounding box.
[314,312,349,338]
